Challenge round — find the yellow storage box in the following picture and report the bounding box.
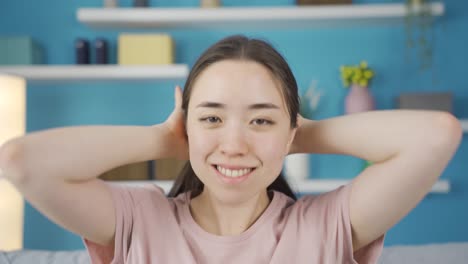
[118,34,174,65]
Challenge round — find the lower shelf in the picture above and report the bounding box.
[460,119,468,132]
[114,179,450,194]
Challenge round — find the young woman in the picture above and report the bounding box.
[0,35,462,264]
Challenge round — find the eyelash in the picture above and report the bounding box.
[199,116,274,126]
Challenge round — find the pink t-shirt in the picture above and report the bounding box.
[83,181,384,264]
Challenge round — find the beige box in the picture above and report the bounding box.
[118,34,174,65]
[99,161,150,181]
[397,92,453,113]
[153,158,187,180]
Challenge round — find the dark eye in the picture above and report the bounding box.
[252,119,273,126]
[200,116,221,123]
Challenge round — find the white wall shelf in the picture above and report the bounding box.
[77,2,444,29]
[0,65,189,83]
[117,179,450,194]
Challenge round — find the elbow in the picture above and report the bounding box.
[430,112,463,150]
[0,139,27,185]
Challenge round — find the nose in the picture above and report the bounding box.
[219,124,249,157]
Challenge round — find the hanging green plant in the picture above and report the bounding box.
[405,0,434,71]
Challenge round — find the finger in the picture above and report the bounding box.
[296,114,303,127]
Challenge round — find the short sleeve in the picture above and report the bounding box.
[298,183,385,264]
[340,183,385,263]
[82,181,166,264]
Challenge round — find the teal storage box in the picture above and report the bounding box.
[0,36,43,65]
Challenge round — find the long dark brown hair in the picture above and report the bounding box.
[167,35,300,201]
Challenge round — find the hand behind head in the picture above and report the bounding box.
[162,86,189,160]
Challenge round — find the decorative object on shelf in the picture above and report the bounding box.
[296,0,351,5]
[200,0,221,8]
[104,0,118,8]
[340,60,375,114]
[133,0,148,7]
[340,61,375,170]
[75,38,90,64]
[397,92,453,113]
[300,79,323,120]
[405,0,434,71]
[94,38,109,64]
[284,80,323,182]
[0,36,43,65]
[118,33,174,65]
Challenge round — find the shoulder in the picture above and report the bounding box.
[282,184,352,220]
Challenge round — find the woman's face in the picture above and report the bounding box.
[186,59,296,203]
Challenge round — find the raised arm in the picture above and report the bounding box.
[291,110,462,251]
[0,86,188,246]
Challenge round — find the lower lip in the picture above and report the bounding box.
[212,165,255,184]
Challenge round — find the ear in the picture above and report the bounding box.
[285,126,298,155]
[285,114,301,155]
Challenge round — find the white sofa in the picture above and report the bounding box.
[1,242,468,263]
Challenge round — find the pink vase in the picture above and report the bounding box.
[345,84,375,114]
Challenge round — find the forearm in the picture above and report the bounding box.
[294,109,460,162]
[0,124,171,184]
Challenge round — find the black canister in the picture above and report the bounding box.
[75,38,90,64]
[95,38,109,64]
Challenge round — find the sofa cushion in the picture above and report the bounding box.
[2,242,468,264]
[0,250,90,264]
[379,242,468,264]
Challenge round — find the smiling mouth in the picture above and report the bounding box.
[212,164,257,178]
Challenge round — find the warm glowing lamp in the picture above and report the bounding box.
[0,74,26,250]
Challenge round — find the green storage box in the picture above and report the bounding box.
[0,36,43,65]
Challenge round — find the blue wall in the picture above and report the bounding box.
[1,0,467,250]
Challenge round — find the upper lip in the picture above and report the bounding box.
[214,164,256,170]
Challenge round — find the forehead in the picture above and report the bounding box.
[189,60,286,108]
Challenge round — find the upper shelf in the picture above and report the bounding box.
[77,2,445,29]
[0,65,189,83]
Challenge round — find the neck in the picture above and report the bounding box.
[189,190,272,236]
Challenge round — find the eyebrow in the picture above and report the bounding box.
[195,102,280,110]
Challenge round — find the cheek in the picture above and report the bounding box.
[187,127,215,157]
[186,127,215,180]
[253,132,289,167]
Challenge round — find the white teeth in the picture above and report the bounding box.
[216,165,252,178]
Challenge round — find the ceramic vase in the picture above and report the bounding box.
[345,84,375,170]
[345,84,375,114]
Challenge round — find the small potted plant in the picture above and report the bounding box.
[340,60,375,114]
